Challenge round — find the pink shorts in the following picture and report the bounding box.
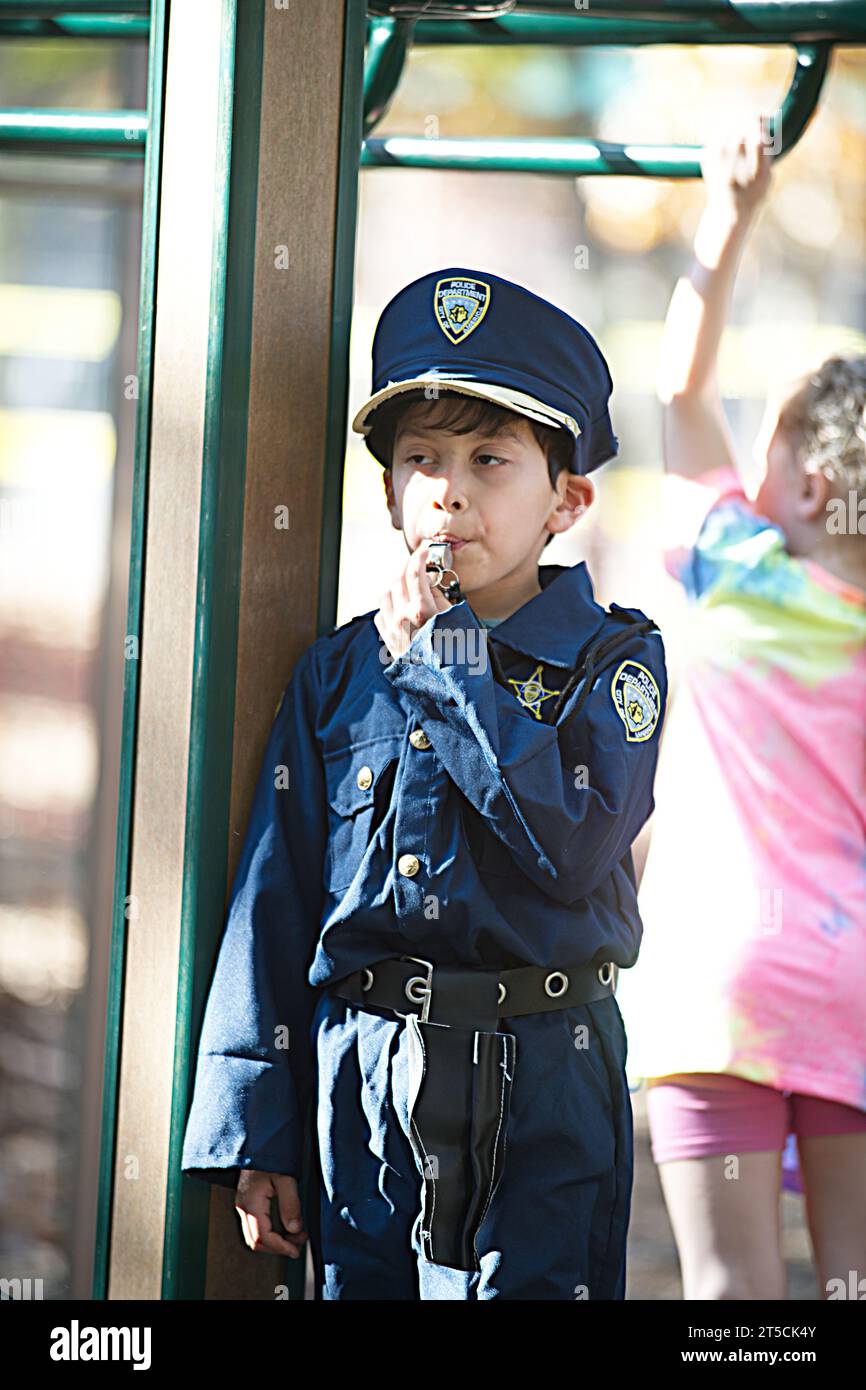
[646,1072,866,1165]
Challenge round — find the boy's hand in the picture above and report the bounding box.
[374,538,452,659]
[699,115,773,224]
[235,1170,308,1259]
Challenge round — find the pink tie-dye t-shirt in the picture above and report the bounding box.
[617,468,866,1113]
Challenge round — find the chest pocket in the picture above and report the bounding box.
[323,735,402,892]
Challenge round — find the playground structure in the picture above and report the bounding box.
[1,0,863,1300]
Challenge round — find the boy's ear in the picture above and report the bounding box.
[546,472,595,538]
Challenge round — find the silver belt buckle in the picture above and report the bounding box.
[397,955,434,1024]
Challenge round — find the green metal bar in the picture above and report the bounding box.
[413,7,866,45]
[0,108,146,156]
[367,1,508,14]
[0,15,149,36]
[363,15,412,137]
[92,0,166,1304]
[362,133,702,175]
[362,42,830,176]
[510,0,864,20]
[774,41,833,152]
[374,0,866,39]
[0,0,149,12]
[0,6,850,159]
[4,0,865,44]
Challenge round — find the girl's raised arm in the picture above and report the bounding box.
[657,118,773,483]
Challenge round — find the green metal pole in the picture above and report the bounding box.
[92,0,165,1305]
[164,0,268,1302]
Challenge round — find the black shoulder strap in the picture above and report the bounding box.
[550,608,660,723]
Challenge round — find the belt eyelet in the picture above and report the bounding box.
[597,961,614,987]
[498,981,506,1005]
[361,968,374,992]
[544,971,569,998]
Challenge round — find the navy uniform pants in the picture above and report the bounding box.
[305,987,633,1301]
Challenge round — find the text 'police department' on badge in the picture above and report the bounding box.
[610,660,661,742]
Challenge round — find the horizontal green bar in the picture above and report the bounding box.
[0,107,146,155]
[413,6,866,46]
[0,1,149,12]
[361,133,708,176]
[0,14,148,36]
[374,0,866,39]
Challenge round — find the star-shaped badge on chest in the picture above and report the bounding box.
[507,663,562,720]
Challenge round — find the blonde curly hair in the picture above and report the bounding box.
[776,355,866,500]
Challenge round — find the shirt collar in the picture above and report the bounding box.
[466,560,607,669]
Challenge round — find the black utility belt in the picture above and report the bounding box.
[328,955,619,1275]
[331,954,617,1031]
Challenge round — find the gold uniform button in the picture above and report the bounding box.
[409,729,432,750]
[356,766,374,790]
[397,853,421,877]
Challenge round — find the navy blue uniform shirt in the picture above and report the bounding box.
[181,560,667,1187]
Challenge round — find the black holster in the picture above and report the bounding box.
[404,1009,516,1273]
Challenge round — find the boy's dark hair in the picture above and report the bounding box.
[367,388,574,549]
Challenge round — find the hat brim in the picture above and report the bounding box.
[351,375,581,440]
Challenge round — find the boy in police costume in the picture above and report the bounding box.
[181,267,668,1300]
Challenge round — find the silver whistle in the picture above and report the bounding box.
[425,540,462,602]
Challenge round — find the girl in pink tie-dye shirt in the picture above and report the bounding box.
[616,120,866,1300]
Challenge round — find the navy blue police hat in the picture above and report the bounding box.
[351,267,619,475]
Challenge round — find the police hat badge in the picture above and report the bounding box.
[434,277,491,345]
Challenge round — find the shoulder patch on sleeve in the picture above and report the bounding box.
[610,659,661,742]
